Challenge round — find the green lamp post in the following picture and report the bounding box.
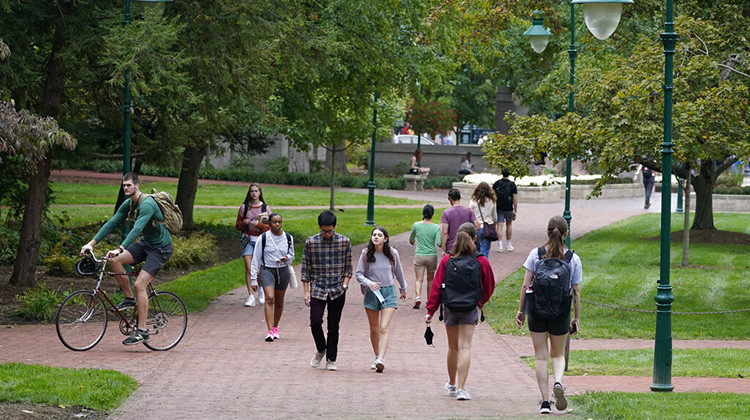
[365,91,379,226]
[651,0,677,392]
[525,0,631,247]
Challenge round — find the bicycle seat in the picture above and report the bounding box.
[75,256,100,276]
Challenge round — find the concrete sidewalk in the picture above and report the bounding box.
[2,180,748,419]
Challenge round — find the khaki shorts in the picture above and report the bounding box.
[413,254,438,272]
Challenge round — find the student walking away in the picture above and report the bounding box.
[469,182,497,258]
[515,215,582,414]
[409,149,431,175]
[355,227,407,373]
[441,188,479,254]
[634,164,656,209]
[80,172,174,346]
[458,152,476,175]
[236,183,271,307]
[409,204,442,309]
[250,213,294,342]
[492,169,518,252]
[425,223,495,401]
[302,210,352,371]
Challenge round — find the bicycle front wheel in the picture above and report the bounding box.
[55,290,108,351]
[143,291,187,351]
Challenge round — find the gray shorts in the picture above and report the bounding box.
[497,210,514,223]
[413,254,438,272]
[259,266,290,290]
[442,305,479,326]
[126,241,173,276]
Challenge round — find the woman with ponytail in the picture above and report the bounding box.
[516,215,582,414]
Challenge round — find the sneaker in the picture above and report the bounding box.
[375,358,385,373]
[456,389,472,401]
[413,298,421,309]
[122,329,150,345]
[265,331,274,342]
[445,381,458,397]
[496,245,504,253]
[244,295,256,307]
[272,327,279,340]
[506,242,514,252]
[539,401,551,414]
[258,288,265,305]
[326,360,337,371]
[112,297,136,312]
[553,382,567,411]
[310,351,325,368]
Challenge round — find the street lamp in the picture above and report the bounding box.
[365,91,378,226]
[651,0,677,392]
[524,0,629,247]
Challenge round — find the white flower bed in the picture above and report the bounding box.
[462,173,603,187]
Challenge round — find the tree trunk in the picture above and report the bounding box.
[681,173,691,266]
[326,140,347,174]
[690,170,715,230]
[329,148,336,211]
[176,144,208,231]
[288,145,309,173]
[9,156,51,287]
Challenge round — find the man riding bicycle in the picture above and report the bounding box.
[80,172,173,345]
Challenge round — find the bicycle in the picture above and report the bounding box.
[55,250,187,351]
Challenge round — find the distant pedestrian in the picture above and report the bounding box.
[409,204,442,309]
[441,188,479,254]
[458,152,476,175]
[355,227,407,373]
[469,182,497,258]
[251,213,294,342]
[409,149,431,174]
[515,215,582,414]
[492,170,517,252]
[302,210,352,371]
[236,183,271,307]
[425,222,495,401]
[634,164,655,209]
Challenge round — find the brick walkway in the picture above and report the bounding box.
[2,172,749,419]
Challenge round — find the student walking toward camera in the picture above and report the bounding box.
[409,204,442,309]
[302,210,352,371]
[469,182,497,258]
[79,172,173,346]
[236,183,271,307]
[251,213,294,342]
[355,227,407,373]
[425,223,495,401]
[515,215,582,414]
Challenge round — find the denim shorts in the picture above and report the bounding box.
[443,305,479,326]
[496,210,514,223]
[241,238,257,257]
[126,241,173,276]
[363,285,398,310]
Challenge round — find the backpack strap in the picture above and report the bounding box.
[564,249,574,263]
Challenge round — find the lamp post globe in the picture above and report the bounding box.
[571,0,633,40]
[523,10,552,53]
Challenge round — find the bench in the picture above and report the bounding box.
[403,174,428,191]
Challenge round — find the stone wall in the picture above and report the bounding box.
[374,143,490,177]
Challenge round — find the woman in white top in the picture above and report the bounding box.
[251,213,295,342]
[355,226,407,373]
[469,182,497,258]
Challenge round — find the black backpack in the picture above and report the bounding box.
[531,246,574,321]
[493,179,513,210]
[441,252,483,312]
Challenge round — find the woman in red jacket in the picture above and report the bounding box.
[425,222,495,401]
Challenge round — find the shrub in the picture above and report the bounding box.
[165,232,218,269]
[42,253,75,276]
[264,157,290,173]
[11,282,68,322]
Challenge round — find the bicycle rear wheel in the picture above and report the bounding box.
[143,291,187,351]
[55,290,108,351]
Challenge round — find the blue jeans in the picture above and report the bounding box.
[476,227,491,259]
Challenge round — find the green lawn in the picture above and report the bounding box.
[484,213,750,340]
[571,392,750,419]
[0,363,137,411]
[522,348,750,378]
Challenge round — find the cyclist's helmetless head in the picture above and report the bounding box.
[122,172,141,197]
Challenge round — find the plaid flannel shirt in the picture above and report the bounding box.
[301,232,352,301]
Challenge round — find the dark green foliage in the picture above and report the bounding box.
[41,253,75,276]
[11,283,68,322]
[165,232,218,269]
[264,157,290,173]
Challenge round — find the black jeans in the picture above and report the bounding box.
[309,293,346,362]
[643,176,655,204]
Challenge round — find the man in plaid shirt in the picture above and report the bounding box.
[302,210,352,371]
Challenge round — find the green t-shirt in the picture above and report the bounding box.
[409,222,441,256]
[93,195,172,249]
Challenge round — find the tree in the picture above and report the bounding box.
[406,99,457,140]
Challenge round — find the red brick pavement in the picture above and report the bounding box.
[3,172,749,419]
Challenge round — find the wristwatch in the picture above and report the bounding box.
[342,284,349,290]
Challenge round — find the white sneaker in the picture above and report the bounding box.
[506,242,514,252]
[375,358,385,373]
[326,360,337,371]
[371,357,378,370]
[445,381,458,397]
[310,352,325,368]
[496,245,504,253]
[456,389,472,401]
[258,288,265,305]
[244,295,256,307]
